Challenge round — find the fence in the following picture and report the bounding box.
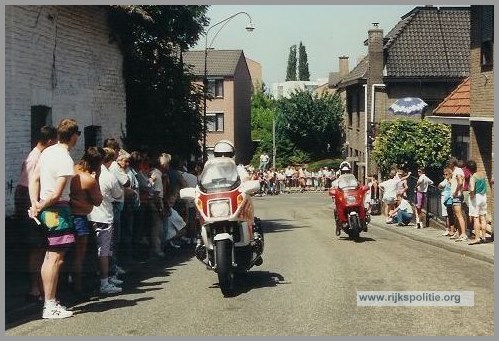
[406,176,445,227]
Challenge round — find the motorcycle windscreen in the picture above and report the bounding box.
[337,174,359,189]
[199,158,241,193]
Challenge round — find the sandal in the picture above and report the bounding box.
[468,239,482,245]
[449,233,459,239]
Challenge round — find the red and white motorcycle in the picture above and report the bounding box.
[180,157,264,296]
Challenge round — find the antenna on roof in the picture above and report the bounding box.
[372,22,379,28]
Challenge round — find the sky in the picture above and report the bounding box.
[192,5,419,86]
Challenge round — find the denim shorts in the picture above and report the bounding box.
[73,215,91,237]
[452,195,464,206]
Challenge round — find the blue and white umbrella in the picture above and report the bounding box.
[388,97,428,116]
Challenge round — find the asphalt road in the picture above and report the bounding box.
[5,192,494,336]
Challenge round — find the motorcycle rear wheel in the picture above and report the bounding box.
[216,239,234,296]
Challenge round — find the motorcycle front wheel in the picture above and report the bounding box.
[215,239,234,296]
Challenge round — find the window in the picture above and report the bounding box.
[207,113,224,132]
[481,40,493,68]
[208,79,224,98]
[347,93,353,127]
[84,125,102,149]
[480,5,494,70]
[31,106,52,148]
[277,86,283,97]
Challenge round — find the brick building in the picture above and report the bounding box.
[183,49,253,164]
[337,6,470,181]
[469,5,494,218]
[4,5,126,216]
[428,5,494,218]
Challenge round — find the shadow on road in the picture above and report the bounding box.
[72,296,154,315]
[336,235,376,243]
[210,270,288,298]
[261,219,304,234]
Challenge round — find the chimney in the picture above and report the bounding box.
[339,56,349,77]
[367,22,384,85]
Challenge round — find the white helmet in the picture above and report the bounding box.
[339,161,351,174]
[213,140,235,158]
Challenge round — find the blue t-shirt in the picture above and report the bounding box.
[440,179,452,205]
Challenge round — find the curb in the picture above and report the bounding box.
[374,221,494,265]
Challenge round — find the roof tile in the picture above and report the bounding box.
[433,77,470,116]
[183,50,244,77]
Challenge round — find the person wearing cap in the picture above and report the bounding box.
[212,140,249,181]
[330,161,354,189]
[199,140,263,253]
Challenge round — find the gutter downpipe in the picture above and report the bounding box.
[369,83,385,177]
[363,84,368,183]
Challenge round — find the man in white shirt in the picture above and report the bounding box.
[389,193,414,226]
[104,138,130,276]
[415,167,434,228]
[379,170,399,223]
[29,119,79,319]
[259,152,269,171]
[88,147,124,295]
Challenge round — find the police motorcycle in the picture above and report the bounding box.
[179,141,264,296]
[328,162,370,240]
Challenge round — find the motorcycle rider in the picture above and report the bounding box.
[330,161,370,232]
[197,140,264,262]
[330,161,356,189]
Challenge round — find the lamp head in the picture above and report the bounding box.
[245,22,255,32]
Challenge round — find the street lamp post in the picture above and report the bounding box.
[202,11,254,163]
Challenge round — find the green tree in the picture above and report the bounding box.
[276,90,344,160]
[285,45,297,81]
[371,119,451,177]
[107,5,209,158]
[298,41,310,81]
[250,86,277,166]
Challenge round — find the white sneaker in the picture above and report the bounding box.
[42,304,73,319]
[100,282,122,295]
[109,275,123,286]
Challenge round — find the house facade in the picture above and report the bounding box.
[183,49,253,164]
[313,56,350,97]
[469,5,494,217]
[270,80,319,99]
[337,6,470,181]
[246,57,263,93]
[428,5,494,217]
[4,5,126,216]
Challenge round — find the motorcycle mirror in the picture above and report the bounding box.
[240,180,260,194]
[328,188,336,197]
[179,187,196,200]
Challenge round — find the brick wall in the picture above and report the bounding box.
[469,5,494,219]
[5,5,126,216]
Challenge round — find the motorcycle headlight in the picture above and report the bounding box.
[346,195,356,204]
[209,199,231,218]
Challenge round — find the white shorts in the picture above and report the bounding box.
[468,193,487,217]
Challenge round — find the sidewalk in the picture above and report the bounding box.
[370,214,494,265]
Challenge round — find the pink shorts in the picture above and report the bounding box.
[416,192,426,209]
